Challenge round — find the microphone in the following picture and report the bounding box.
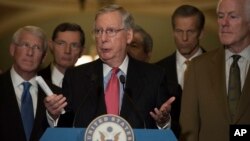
[72,74,97,127]
[119,75,146,129]
[119,75,126,90]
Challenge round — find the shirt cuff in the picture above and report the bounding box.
[157,114,171,129]
[46,110,59,127]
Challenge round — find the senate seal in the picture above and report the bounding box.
[84,114,134,141]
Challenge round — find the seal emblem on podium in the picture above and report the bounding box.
[84,114,134,141]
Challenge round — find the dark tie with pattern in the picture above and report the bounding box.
[21,82,34,140]
[105,67,120,115]
[228,55,241,121]
[184,60,190,81]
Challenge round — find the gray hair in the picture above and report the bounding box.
[95,4,135,29]
[12,25,48,52]
[217,0,250,22]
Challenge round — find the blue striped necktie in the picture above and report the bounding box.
[21,82,34,140]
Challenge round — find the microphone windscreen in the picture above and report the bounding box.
[119,75,126,84]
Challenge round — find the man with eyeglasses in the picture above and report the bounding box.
[38,22,85,88]
[0,26,52,141]
[44,4,175,129]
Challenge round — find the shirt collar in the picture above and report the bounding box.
[10,66,37,87]
[103,55,128,76]
[225,45,250,61]
[51,64,64,85]
[176,48,203,65]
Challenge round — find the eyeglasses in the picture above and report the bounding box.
[93,28,125,37]
[15,42,43,52]
[53,40,81,49]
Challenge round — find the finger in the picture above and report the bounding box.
[160,96,175,112]
[164,96,175,106]
[154,108,161,115]
[150,108,162,120]
[44,94,56,103]
[150,111,157,120]
[53,97,67,111]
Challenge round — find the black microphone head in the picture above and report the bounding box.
[119,75,126,84]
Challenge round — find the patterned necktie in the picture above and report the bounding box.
[184,60,190,82]
[21,82,34,140]
[105,68,120,115]
[228,55,241,121]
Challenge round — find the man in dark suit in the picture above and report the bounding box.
[0,26,49,141]
[156,5,206,138]
[44,4,175,129]
[38,22,85,89]
[180,0,250,140]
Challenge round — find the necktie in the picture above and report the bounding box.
[184,60,190,82]
[105,68,120,115]
[21,82,34,140]
[228,55,241,121]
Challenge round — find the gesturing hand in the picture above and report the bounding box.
[150,96,175,127]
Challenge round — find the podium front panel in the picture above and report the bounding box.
[40,128,177,141]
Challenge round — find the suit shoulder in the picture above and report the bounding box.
[132,59,165,75]
[155,52,175,66]
[0,70,11,83]
[38,65,51,79]
[192,47,221,63]
[65,60,101,77]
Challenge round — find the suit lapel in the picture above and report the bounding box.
[87,59,106,115]
[120,58,145,119]
[169,53,179,86]
[210,48,231,122]
[2,71,27,139]
[235,67,250,122]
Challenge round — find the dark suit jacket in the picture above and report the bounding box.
[59,57,171,128]
[180,47,250,141]
[38,65,52,82]
[155,48,206,138]
[0,70,49,141]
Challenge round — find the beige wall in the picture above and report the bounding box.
[0,0,220,71]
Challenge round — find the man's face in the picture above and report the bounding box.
[10,31,45,75]
[94,11,133,65]
[51,31,83,70]
[217,0,250,48]
[173,16,202,57]
[127,32,150,62]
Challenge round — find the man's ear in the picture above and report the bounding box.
[78,47,84,58]
[41,50,47,64]
[126,28,133,44]
[48,40,54,53]
[199,29,205,39]
[9,43,16,57]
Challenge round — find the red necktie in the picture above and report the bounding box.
[105,67,119,115]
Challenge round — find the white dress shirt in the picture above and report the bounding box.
[103,55,128,113]
[51,65,64,88]
[225,45,250,93]
[176,48,203,89]
[10,67,38,117]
